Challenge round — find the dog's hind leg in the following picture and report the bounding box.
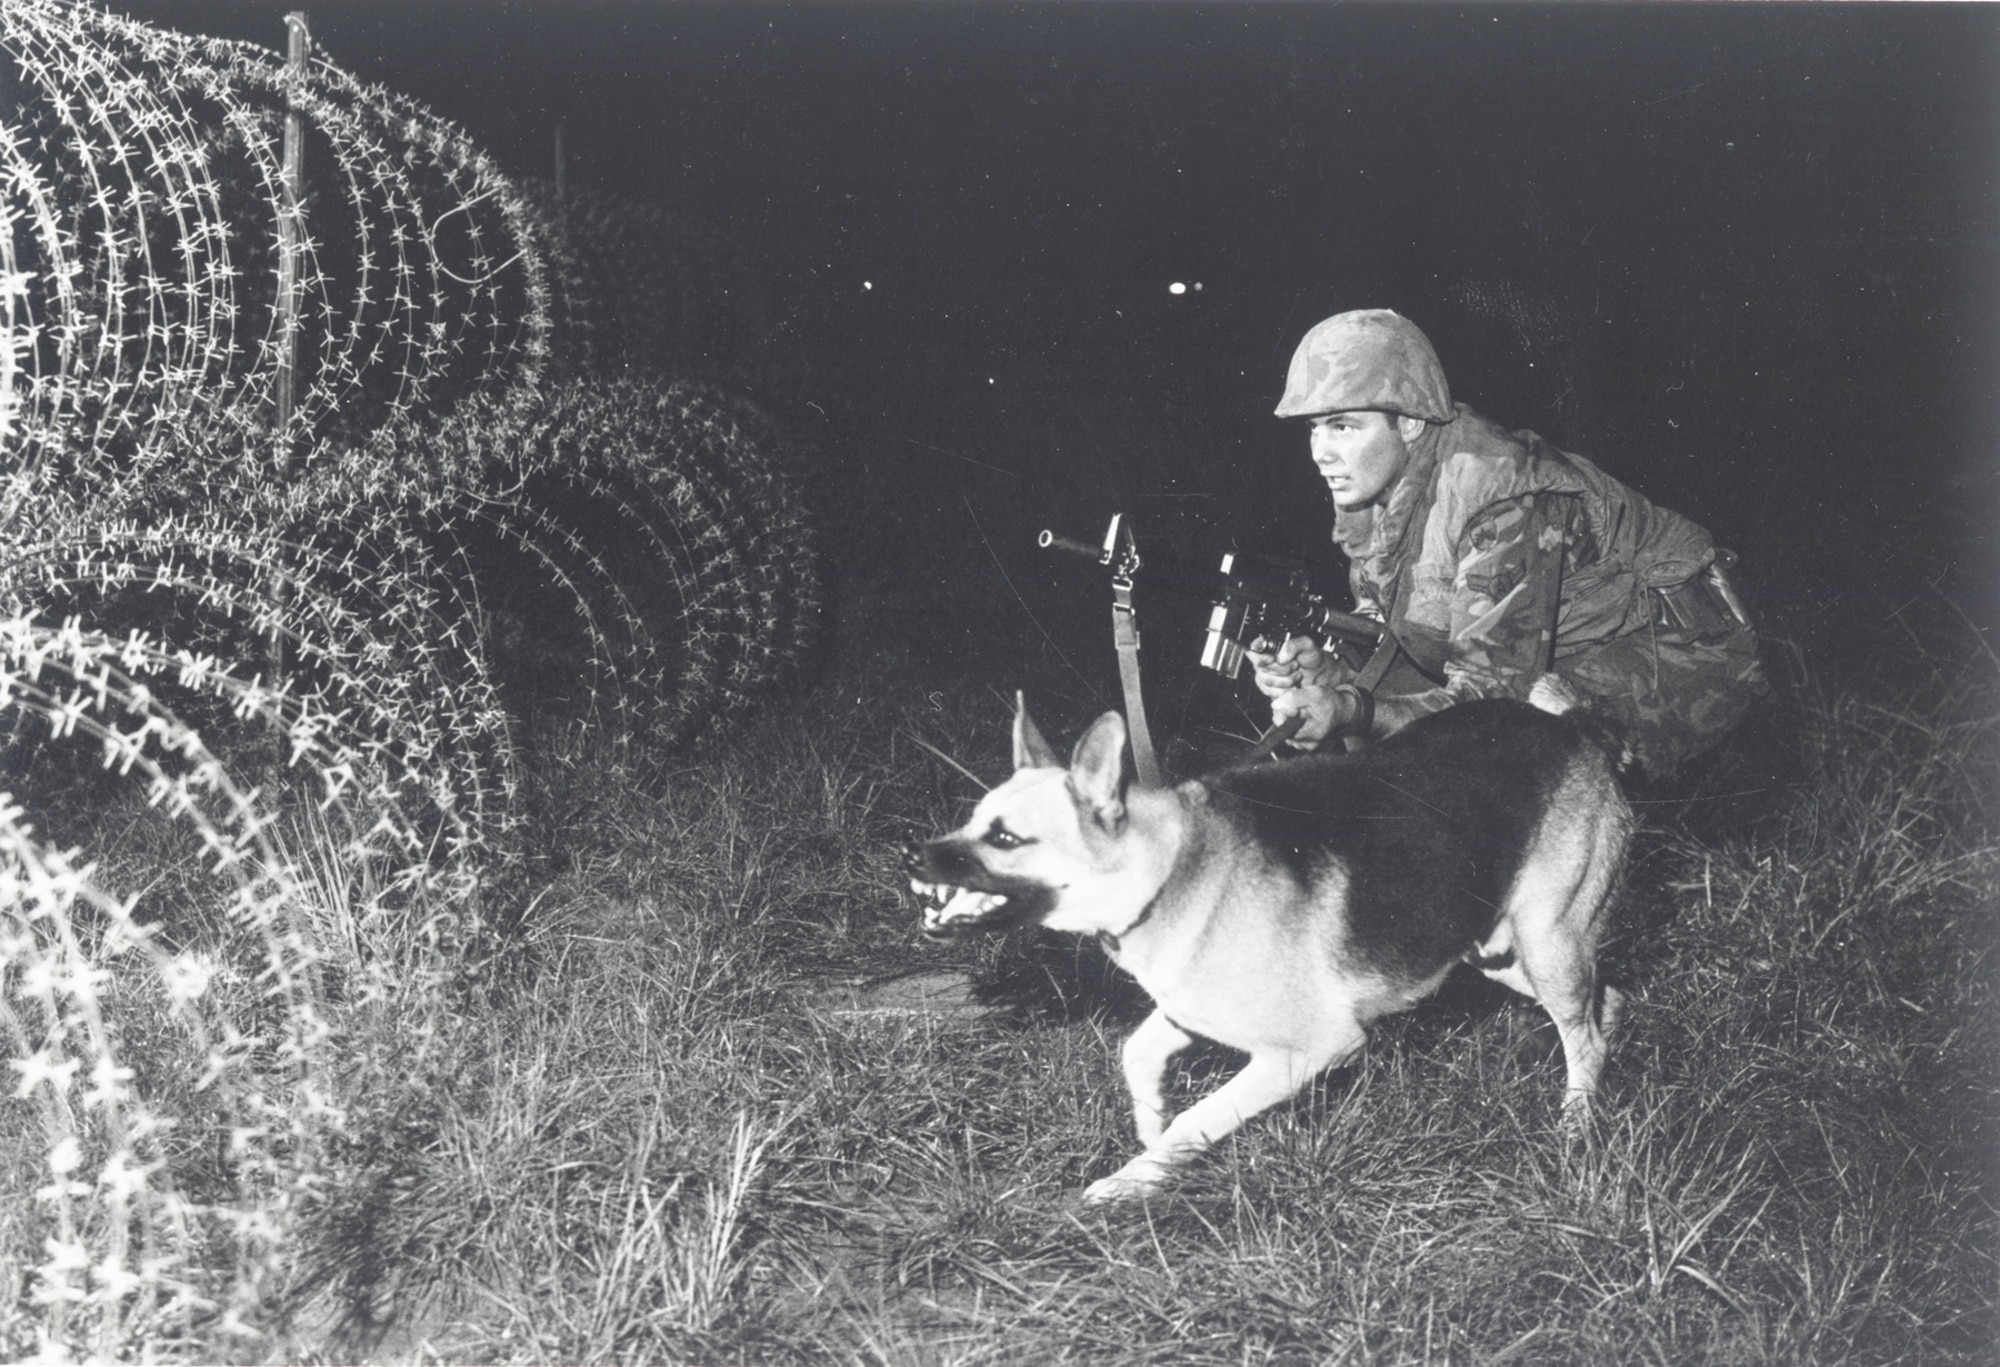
[1084,1021,1366,1205]
[1119,1010,1194,1149]
[1545,974,1618,1126]
[1486,785,1630,1123]
[1483,937,1618,1124]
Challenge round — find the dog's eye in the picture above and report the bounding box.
[983,822,1030,851]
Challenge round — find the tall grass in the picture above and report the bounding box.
[134,616,1977,1366]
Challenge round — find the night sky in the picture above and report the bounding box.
[109,1,2000,628]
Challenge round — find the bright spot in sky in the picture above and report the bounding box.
[863,281,873,290]
[1168,282,1204,295]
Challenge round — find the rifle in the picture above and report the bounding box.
[1038,520,1392,772]
[1197,550,1384,680]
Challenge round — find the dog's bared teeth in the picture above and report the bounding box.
[908,879,963,911]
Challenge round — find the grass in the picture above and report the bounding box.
[25,601,1957,1366]
[0,534,1991,1364]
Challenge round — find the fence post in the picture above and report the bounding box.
[275,11,310,454]
[270,12,310,772]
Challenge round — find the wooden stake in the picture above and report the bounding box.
[276,11,310,459]
[271,12,310,772]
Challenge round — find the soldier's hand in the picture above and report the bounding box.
[1247,636,1357,747]
[1248,635,1344,699]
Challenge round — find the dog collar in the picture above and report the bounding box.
[1095,896,1160,955]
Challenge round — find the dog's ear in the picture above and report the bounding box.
[1013,691,1061,771]
[1067,711,1131,829]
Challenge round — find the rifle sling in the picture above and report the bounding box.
[1327,626,1405,754]
[1111,580,1164,788]
[1353,625,1404,696]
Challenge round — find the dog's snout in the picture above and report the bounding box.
[903,837,979,884]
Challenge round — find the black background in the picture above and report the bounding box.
[109,1,1999,643]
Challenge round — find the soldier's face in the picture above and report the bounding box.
[1308,411,1410,509]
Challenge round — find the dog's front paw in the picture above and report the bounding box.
[1081,1155,1174,1206]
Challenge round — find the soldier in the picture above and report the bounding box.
[1248,309,1766,781]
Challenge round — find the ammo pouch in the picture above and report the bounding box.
[1651,548,1753,641]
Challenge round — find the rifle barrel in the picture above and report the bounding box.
[1037,529,1103,560]
[1318,608,1385,644]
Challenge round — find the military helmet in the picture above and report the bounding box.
[1274,309,1454,423]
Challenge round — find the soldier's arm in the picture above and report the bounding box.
[1366,492,1574,737]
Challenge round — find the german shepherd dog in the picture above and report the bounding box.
[904,692,1631,1204]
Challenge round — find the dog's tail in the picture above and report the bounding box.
[1528,674,1637,775]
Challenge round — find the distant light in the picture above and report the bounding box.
[1169,282,1186,295]
[988,377,995,385]
[862,281,873,290]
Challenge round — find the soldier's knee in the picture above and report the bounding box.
[1558,624,1767,783]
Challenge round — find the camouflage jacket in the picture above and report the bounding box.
[1333,405,1719,722]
